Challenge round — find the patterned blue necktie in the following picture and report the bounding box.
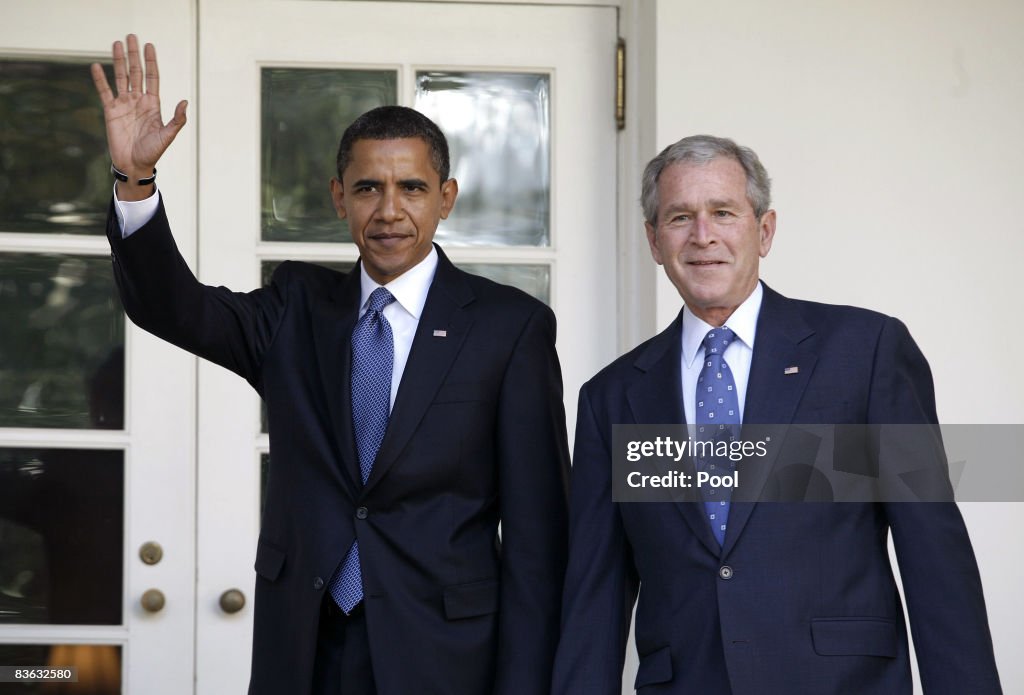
[695,326,741,546]
[330,287,395,612]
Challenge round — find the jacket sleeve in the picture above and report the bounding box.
[106,195,286,388]
[491,303,571,695]
[551,383,639,695]
[872,317,1002,694]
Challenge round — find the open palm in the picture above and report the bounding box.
[90,34,187,182]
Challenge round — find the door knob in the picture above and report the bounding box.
[219,588,246,614]
[139,541,163,565]
[140,589,166,613]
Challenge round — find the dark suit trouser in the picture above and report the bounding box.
[312,596,376,695]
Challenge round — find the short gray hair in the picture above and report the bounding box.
[640,135,772,224]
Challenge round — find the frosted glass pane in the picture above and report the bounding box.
[461,264,550,305]
[415,72,550,247]
[261,68,397,242]
[0,254,124,429]
[0,60,110,235]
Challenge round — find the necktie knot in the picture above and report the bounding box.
[702,326,735,357]
[366,287,395,315]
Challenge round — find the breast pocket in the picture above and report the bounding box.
[432,381,489,404]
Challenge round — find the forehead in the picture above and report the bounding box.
[343,137,434,178]
[657,156,749,208]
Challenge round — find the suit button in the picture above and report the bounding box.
[719,565,734,580]
[313,577,324,590]
[356,507,368,520]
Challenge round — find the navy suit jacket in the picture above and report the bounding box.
[553,283,1000,694]
[107,199,570,695]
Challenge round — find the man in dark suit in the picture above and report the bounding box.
[552,135,1001,694]
[92,35,569,694]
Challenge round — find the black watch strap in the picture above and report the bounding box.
[111,164,157,186]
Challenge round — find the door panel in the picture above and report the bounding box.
[0,3,196,693]
[198,1,617,691]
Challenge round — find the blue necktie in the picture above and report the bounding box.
[330,287,395,612]
[695,326,741,546]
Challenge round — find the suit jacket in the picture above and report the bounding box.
[552,283,1000,695]
[107,199,570,695]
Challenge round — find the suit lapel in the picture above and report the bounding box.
[312,266,363,497]
[362,248,475,496]
[721,284,817,556]
[626,315,722,557]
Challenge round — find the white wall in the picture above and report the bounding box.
[646,0,1023,690]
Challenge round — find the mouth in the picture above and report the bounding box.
[687,260,727,266]
[367,232,412,246]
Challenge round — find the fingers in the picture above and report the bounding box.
[112,39,127,96]
[90,62,115,107]
[145,42,159,97]
[168,100,188,132]
[126,34,143,94]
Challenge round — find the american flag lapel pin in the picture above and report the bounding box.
[784,365,799,375]
[433,329,447,338]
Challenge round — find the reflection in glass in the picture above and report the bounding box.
[0,644,121,694]
[260,260,355,432]
[461,264,550,305]
[0,254,124,428]
[261,68,397,243]
[0,448,123,625]
[0,60,110,235]
[416,72,550,247]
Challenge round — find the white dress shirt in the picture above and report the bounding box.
[680,281,764,425]
[113,184,436,410]
[358,248,437,410]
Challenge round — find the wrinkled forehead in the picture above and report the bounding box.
[658,157,750,208]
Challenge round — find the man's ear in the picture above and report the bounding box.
[645,221,664,265]
[758,209,776,257]
[330,177,347,220]
[439,178,459,219]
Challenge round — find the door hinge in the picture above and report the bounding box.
[616,38,626,131]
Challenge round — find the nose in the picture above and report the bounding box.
[690,213,714,246]
[376,187,402,222]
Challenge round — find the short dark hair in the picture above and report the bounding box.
[336,105,450,183]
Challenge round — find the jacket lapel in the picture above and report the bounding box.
[312,266,362,497]
[626,314,722,557]
[721,283,817,556]
[362,247,475,496]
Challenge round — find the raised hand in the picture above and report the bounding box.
[90,34,187,199]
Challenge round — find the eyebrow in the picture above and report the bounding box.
[398,178,430,189]
[350,178,431,189]
[663,198,743,214]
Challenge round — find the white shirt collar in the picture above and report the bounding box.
[681,281,764,368]
[358,245,439,320]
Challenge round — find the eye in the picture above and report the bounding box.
[669,213,691,223]
[403,183,427,193]
[354,184,378,194]
[714,210,734,218]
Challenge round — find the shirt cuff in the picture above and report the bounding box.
[113,183,160,238]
